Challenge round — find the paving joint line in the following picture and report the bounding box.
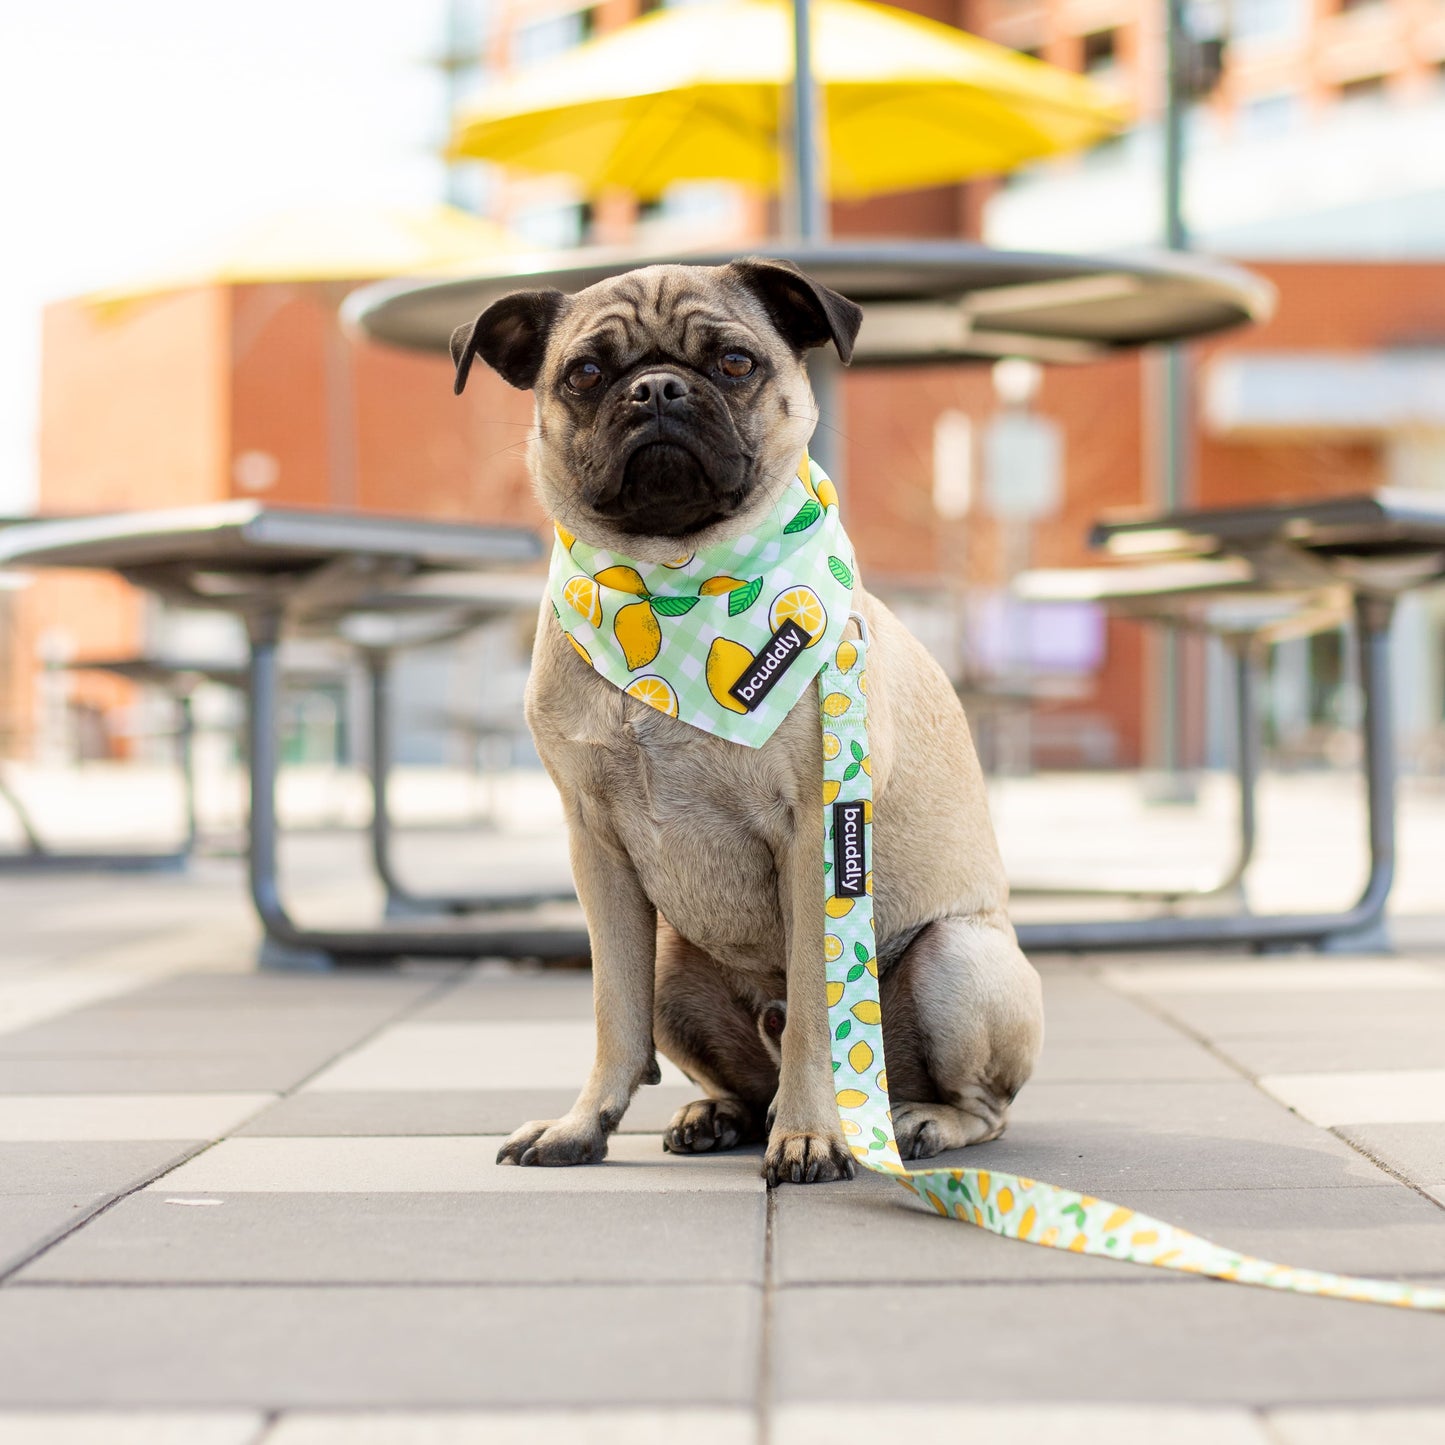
[758,1184,776,1445]
[0,962,467,1286]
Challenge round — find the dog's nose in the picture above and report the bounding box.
[629,371,690,410]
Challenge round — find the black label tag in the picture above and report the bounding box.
[833,799,868,898]
[728,618,812,712]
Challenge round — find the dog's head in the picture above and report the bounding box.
[451,259,862,561]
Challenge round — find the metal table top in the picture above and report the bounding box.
[344,240,1274,367]
[1091,490,1445,596]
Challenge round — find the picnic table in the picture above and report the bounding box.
[0,503,587,970]
[1012,491,1445,953]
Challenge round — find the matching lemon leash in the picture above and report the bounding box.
[821,616,1445,1313]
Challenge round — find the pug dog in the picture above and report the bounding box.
[451,258,1043,1185]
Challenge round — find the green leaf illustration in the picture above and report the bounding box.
[823,861,832,874]
[843,762,860,781]
[832,1060,841,1072]
[850,740,864,760]
[872,1127,888,1144]
[783,498,822,534]
[649,595,699,617]
[727,577,763,616]
[854,941,869,963]
[828,555,853,588]
[835,1020,852,1040]
[846,963,864,982]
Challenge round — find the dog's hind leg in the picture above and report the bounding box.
[882,915,1043,1160]
[654,923,780,1153]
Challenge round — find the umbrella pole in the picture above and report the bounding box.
[790,0,844,489]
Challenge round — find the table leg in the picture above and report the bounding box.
[1013,592,1396,954]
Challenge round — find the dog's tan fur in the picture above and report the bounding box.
[453,259,1043,1185]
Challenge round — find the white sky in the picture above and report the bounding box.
[0,0,459,514]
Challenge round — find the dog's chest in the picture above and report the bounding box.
[538,668,800,956]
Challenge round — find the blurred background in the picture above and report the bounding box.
[4,0,1445,915]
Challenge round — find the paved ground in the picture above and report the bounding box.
[1,794,1444,1441]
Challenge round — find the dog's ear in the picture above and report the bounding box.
[451,288,568,394]
[727,257,863,365]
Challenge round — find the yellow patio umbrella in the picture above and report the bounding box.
[449,0,1127,201]
[87,203,521,310]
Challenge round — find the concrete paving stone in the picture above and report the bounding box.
[302,1023,691,1093]
[121,973,446,1010]
[1029,974,1190,1045]
[0,1141,200,1197]
[1267,1407,1445,1443]
[0,1055,353,1095]
[1336,1124,1445,1183]
[772,1282,1445,1406]
[0,1094,276,1142]
[0,1413,264,1445]
[1105,959,1445,995]
[1208,1034,1445,1074]
[146,1133,765,1194]
[1144,990,1445,1042]
[776,1403,1272,1444]
[410,971,597,1023]
[1030,1042,1237,1084]
[0,1196,109,1275]
[1260,1071,1445,1127]
[0,1284,761,1408]
[236,1088,701,1137]
[23,1189,765,1285]
[260,1409,755,1445]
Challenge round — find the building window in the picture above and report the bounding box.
[1231,0,1305,43]
[512,7,596,67]
[1081,28,1118,78]
[1338,73,1389,104]
[513,200,595,250]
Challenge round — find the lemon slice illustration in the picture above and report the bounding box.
[625,675,678,717]
[562,575,601,627]
[822,779,840,805]
[824,934,843,962]
[554,522,577,551]
[705,637,752,714]
[769,585,826,646]
[567,634,592,666]
[615,601,662,670]
[822,731,841,760]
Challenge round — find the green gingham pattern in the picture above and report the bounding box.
[548,454,855,748]
[821,624,1445,1313]
[554,454,1445,1313]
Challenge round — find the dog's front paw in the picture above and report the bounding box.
[664,1097,762,1154]
[762,1127,856,1186]
[495,1117,606,1167]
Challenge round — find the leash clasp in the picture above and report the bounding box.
[847,610,871,646]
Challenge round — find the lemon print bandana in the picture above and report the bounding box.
[549,454,853,748]
[550,451,1445,1315]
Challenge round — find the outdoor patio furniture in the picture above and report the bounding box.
[0,503,588,970]
[1009,490,1445,953]
[1010,559,1349,902]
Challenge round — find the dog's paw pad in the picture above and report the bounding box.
[664,1097,760,1154]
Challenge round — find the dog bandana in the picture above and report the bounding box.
[549,452,1445,1313]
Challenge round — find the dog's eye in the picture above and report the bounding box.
[566,362,603,392]
[719,352,755,379]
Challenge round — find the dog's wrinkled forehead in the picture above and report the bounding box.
[451,257,862,395]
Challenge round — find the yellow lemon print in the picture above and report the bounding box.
[615,601,662,670]
[824,896,854,919]
[865,871,874,895]
[835,1089,868,1109]
[858,671,868,696]
[928,1192,949,1217]
[822,731,841,760]
[567,634,592,667]
[699,575,747,596]
[863,800,873,823]
[1039,1226,1060,1247]
[850,1000,881,1026]
[554,522,576,551]
[822,780,840,805]
[705,637,752,715]
[1018,1206,1037,1239]
[841,1118,861,1137]
[797,453,817,496]
[824,936,843,963]
[594,564,649,597]
[625,675,678,717]
[769,586,826,646]
[977,1171,991,1199]
[997,1187,1015,1215]
[562,575,602,627]
[826,981,845,1007]
[876,1068,887,1092]
[662,552,693,569]
[1131,1229,1159,1247]
[1103,1208,1134,1233]
[847,1040,873,1073]
[821,692,851,718]
[817,476,839,510]
[1069,1235,1089,1253]
[834,640,858,672]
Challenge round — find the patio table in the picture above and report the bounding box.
[1012,491,1445,952]
[0,503,587,969]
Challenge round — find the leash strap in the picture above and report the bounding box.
[821,618,1445,1313]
